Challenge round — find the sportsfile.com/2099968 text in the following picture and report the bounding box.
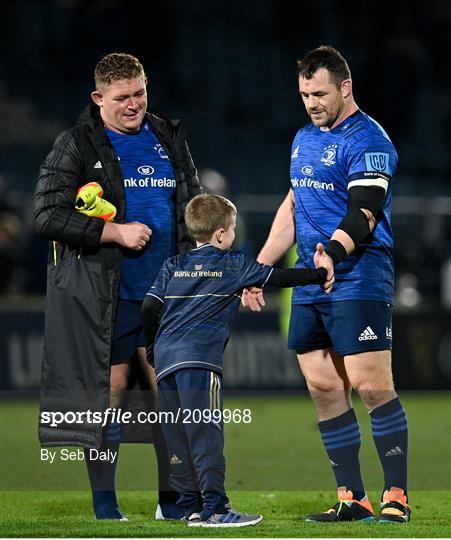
[40,407,252,427]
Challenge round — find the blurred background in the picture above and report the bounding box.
[0,0,450,393]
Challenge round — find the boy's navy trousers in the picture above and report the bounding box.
[157,368,229,516]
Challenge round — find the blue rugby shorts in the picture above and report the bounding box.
[287,300,393,356]
[111,299,146,365]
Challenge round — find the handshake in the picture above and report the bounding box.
[75,182,116,222]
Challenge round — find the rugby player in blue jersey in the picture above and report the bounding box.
[142,194,327,527]
[243,46,410,524]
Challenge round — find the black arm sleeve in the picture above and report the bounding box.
[348,185,386,216]
[325,185,386,266]
[267,267,327,288]
[142,295,164,366]
[337,185,386,243]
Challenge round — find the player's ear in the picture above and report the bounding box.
[91,90,103,107]
[341,79,352,99]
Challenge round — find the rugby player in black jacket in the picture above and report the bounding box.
[34,53,202,521]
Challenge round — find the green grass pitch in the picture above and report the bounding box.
[1,393,450,537]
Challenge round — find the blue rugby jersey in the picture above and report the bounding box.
[105,123,176,300]
[290,110,398,304]
[147,244,273,382]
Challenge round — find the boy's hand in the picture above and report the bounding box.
[241,287,265,312]
[314,243,335,294]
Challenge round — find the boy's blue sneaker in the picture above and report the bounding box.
[155,502,185,520]
[186,509,263,528]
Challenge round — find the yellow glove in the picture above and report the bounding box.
[75,182,116,222]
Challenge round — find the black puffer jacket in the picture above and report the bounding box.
[34,103,202,448]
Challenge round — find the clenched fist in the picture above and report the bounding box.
[101,221,152,250]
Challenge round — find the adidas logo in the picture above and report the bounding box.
[94,161,103,169]
[170,454,182,465]
[291,145,299,159]
[385,446,403,457]
[358,326,378,341]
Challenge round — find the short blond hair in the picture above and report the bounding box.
[94,53,145,89]
[185,194,237,242]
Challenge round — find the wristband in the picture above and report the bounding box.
[316,267,328,284]
[325,239,347,266]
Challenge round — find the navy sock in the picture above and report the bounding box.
[85,422,122,519]
[319,409,366,500]
[370,396,408,497]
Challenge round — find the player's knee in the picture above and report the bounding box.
[354,380,396,410]
[305,374,347,395]
[308,389,337,410]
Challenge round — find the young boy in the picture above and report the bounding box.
[142,194,327,528]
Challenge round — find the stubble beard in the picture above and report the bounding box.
[310,103,343,129]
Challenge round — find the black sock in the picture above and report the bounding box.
[319,409,366,501]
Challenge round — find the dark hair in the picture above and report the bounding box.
[94,52,145,89]
[297,45,351,86]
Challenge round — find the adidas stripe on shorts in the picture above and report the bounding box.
[288,300,392,356]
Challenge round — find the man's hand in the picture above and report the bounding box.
[314,242,335,294]
[241,287,265,312]
[101,221,152,250]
